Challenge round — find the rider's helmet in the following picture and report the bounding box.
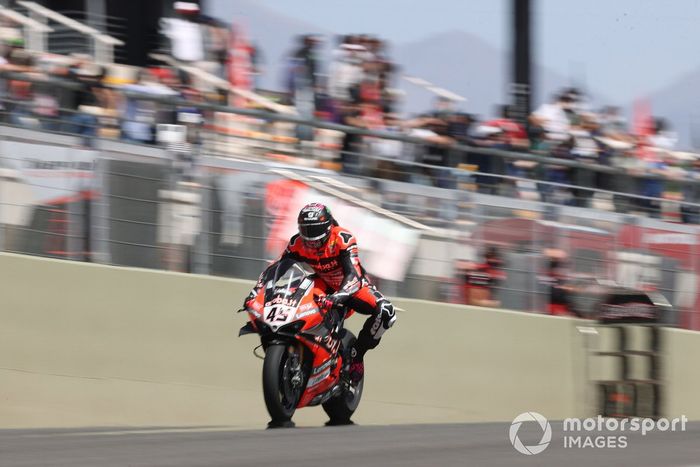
[297,203,334,249]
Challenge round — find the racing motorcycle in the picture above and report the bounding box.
[239,258,364,427]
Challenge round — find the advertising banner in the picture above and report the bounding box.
[264,178,420,282]
[0,141,97,213]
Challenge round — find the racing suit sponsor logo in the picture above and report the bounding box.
[315,259,339,271]
[370,313,383,335]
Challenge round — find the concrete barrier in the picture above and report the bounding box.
[0,253,696,429]
[665,328,700,420]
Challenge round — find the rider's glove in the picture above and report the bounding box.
[324,291,351,313]
[320,295,337,312]
[320,295,343,329]
[321,291,351,312]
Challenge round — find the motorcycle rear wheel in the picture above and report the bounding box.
[322,331,364,424]
[263,343,303,424]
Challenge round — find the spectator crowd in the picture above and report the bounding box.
[1,2,700,221]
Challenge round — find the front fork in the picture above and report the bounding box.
[288,342,304,389]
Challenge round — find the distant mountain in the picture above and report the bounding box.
[392,30,576,118]
[640,66,700,150]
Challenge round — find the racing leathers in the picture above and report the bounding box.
[248,225,396,359]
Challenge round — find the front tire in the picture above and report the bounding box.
[263,344,303,424]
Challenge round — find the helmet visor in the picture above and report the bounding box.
[299,222,330,246]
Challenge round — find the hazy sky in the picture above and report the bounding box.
[241,0,700,103]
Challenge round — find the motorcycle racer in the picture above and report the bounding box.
[245,202,396,384]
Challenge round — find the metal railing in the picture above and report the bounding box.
[56,9,127,63]
[2,69,699,185]
[0,5,53,53]
[1,93,697,225]
[16,1,124,63]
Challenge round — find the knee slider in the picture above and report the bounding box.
[379,300,396,328]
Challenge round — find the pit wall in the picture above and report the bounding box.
[0,253,696,428]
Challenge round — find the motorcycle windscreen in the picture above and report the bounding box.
[263,259,315,308]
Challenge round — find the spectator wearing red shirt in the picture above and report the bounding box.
[539,249,577,316]
[481,105,529,149]
[457,246,505,307]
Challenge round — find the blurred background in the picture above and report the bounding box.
[0,0,700,333]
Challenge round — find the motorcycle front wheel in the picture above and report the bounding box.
[262,343,304,424]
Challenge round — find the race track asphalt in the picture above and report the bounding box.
[1,422,698,467]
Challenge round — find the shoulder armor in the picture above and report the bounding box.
[334,227,356,248]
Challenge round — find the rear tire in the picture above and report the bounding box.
[322,331,364,424]
[263,344,303,424]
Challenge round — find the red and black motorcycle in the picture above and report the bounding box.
[239,258,363,427]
